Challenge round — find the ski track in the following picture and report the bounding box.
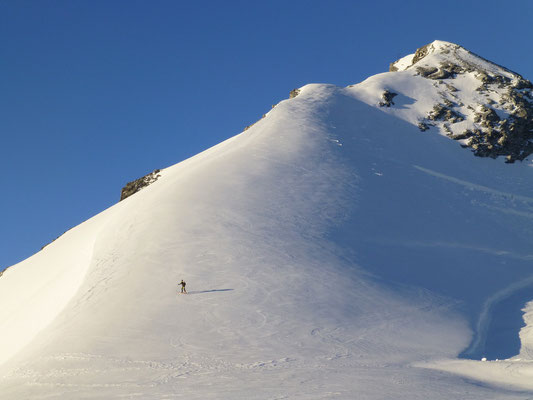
[411,164,533,362]
[464,275,533,358]
[413,165,533,205]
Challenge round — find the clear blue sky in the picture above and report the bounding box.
[1,0,532,269]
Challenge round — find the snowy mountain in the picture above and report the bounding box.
[1,40,533,399]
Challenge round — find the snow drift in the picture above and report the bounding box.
[1,41,533,399]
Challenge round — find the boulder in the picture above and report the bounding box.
[378,90,398,107]
[289,89,301,99]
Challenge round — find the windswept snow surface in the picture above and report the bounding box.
[2,45,533,398]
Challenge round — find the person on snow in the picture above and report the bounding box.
[179,279,187,294]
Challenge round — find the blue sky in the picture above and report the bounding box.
[1,0,532,269]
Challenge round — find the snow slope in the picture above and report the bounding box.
[1,41,533,399]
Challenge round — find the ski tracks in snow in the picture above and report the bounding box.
[413,165,533,206]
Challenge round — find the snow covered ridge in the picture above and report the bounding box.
[362,40,533,163]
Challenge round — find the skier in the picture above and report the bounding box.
[179,279,187,294]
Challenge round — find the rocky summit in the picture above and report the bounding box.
[389,41,533,163]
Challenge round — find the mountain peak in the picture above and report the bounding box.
[372,41,533,162]
[390,40,458,71]
[390,40,519,79]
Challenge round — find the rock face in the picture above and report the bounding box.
[120,169,161,201]
[427,103,464,123]
[379,90,398,107]
[389,41,533,163]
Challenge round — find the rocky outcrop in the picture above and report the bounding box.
[120,169,161,201]
[417,121,431,132]
[36,169,163,252]
[289,88,301,98]
[462,94,533,162]
[400,41,533,163]
[416,62,465,80]
[427,103,465,123]
[379,90,398,107]
[411,43,432,65]
[420,84,533,162]
[455,81,533,162]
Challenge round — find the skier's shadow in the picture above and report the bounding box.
[186,289,234,295]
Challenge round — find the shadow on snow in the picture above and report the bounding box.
[185,289,234,295]
[460,286,532,361]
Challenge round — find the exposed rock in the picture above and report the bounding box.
[475,72,511,86]
[416,66,438,78]
[412,43,431,65]
[0,265,13,279]
[443,99,454,108]
[445,84,458,92]
[449,130,472,140]
[404,41,533,163]
[417,122,431,132]
[442,123,453,135]
[473,106,500,127]
[444,95,533,162]
[427,104,464,123]
[40,169,163,250]
[441,61,465,75]
[289,88,301,98]
[416,62,464,80]
[120,169,162,201]
[513,78,533,90]
[378,90,398,107]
